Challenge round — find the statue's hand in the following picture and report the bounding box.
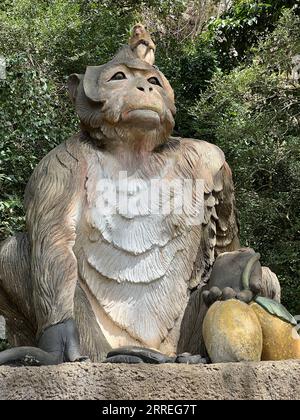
[202,286,254,308]
[38,319,89,364]
[202,249,263,308]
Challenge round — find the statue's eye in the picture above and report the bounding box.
[148,77,161,87]
[110,72,127,81]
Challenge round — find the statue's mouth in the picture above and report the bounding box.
[125,104,161,114]
[121,107,161,128]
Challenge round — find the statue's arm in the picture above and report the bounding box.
[214,161,240,256]
[202,161,270,308]
[24,139,85,337]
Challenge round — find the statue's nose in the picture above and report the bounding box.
[136,81,153,93]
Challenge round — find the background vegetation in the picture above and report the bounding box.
[0,1,299,318]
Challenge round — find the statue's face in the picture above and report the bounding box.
[98,64,170,130]
[68,51,176,148]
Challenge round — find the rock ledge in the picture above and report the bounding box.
[0,360,299,400]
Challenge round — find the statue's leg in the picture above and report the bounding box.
[0,233,36,346]
[0,234,111,362]
[74,285,111,362]
[177,287,208,356]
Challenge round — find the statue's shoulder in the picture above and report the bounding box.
[32,133,88,174]
[24,134,88,206]
[173,137,226,175]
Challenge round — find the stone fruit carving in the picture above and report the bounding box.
[203,254,299,363]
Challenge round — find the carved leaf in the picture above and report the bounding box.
[254,296,297,326]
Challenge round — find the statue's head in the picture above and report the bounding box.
[68,45,176,151]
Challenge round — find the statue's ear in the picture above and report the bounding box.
[83,65,103,103]
[67,74,83,104]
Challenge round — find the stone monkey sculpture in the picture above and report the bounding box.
[129,23,156,66]
[0,38,280,365]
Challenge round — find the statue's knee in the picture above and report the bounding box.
[0,237,14,286]
[0,233,35,343]
[0,232,29,259]
[0,233,30,289]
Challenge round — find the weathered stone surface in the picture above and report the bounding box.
[203,300,263,363]
[0,360,299,400]
[0,317,5,340]
[251,302,300,361]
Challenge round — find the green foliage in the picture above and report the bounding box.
[191,10,300,313]
[156,38,219,135]
[0,52,77,238]
[207,0,300,70]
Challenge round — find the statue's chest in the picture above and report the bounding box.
[76,153,203,350]
[86,169,178,257]
[81,154,203,277]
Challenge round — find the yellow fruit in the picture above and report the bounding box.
[203,299,263,363]
[250,302,300,361]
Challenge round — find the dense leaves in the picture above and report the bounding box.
[207,0,300,70]
[0,0,299,313]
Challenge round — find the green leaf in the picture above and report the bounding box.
[254,296,297,326]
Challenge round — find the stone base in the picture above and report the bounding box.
[0,360,299,400]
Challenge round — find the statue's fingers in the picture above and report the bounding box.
[210,287,222,300]
[237,290,253,304]
[221,287,237,301]
[203,287,222,307]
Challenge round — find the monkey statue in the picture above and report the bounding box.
[0,39,281,366]
[129,23,156,66]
